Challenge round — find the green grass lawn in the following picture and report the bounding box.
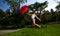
[0,23,60,36]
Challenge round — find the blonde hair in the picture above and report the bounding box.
[34,10,38,14]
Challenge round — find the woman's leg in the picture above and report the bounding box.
[32,19,35,27]
[35,24,41,28]
[32,19,41,28]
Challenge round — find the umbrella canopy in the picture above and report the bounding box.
[19,5,29,14]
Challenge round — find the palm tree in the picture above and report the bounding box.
[56,3,60,12]
[3,0,27,13]
[29,1,48,14]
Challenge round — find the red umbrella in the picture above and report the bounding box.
[19,5,29,15]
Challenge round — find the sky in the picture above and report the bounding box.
[0,0,9,11]
[0,0,60,11]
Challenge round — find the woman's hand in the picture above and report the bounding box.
[35,15,41,21]
[39,19,41,21]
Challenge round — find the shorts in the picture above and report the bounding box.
[32,18,35,25]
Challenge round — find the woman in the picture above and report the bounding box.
[27,10,41,28]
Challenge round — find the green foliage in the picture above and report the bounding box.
[0,8,60,29]
[29,1,48,12]
[56,3,60,11]
[41,12,52,23]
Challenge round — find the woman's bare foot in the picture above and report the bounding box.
[35,24,41,28]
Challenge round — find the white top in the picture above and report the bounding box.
[31,14,36,19]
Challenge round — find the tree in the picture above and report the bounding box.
[50,9,54,12]
[20,0,27,3]
[3,0,27,13]
[2,0,18,13]
[55,2,60,12]
[39,1,48,13]
[6,9,10,14]
[29,1,48,14]
[0,9,6,18]
[0,0,28,29]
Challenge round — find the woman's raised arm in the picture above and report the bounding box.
[26,13,32,16]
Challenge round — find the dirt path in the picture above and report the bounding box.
[0,29,20,34]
